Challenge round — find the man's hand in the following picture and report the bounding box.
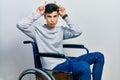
[59,6,66,17]
[37,5,46,16]
[37,1,47,16]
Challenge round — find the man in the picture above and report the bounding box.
[17,2,104,80]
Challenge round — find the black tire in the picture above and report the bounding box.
[18,68,55,80]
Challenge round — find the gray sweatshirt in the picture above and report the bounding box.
[17,12,82,69]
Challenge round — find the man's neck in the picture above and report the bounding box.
[45,24,55,30]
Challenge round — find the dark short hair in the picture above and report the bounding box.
[44,3,59,14]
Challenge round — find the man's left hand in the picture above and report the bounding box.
[59,6,66,17]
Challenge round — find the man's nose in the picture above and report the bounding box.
[51,17,54,22]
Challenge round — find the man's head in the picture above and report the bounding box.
[44,3,59,28]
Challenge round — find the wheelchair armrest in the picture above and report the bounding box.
[63,44,89,54]
[38,53,76,60]
[23,41,33,44]
[63,44,84,48]
[38,53,66,58]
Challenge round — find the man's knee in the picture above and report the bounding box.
[95,52,105,63]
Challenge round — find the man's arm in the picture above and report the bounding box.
[16,12,41,39]
[59,6,82,40]
[16,5,45,39]
[62,15,82,40]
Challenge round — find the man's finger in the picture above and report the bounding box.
[54,0,57,4]
[44,0,47,5]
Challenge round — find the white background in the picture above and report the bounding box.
[0,0,120,80]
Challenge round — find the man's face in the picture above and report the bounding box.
[44,11,59,28]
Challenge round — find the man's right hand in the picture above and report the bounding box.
[37,5,46,16]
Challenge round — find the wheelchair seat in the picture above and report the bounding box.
[18,40,89,80]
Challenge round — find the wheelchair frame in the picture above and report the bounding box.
[18,40,89,80]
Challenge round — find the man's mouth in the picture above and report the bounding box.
[50,23,55,25]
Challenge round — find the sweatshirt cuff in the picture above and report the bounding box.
[63,15,72,24]
[33,11,41,19]
[62,14,68,19]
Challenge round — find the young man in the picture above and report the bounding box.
[17,3,104,80]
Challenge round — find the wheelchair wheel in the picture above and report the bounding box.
[18,68,55,80]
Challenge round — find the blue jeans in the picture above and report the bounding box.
[53,52,104,80]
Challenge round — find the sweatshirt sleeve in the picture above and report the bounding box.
[16,12,41,39]
[62,15,82,40]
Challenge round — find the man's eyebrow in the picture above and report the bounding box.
[54,15,58,17]
[47,15,52,17]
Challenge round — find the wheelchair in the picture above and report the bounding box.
[18,40,90,80]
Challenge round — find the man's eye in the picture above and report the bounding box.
[54,15,57,17]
